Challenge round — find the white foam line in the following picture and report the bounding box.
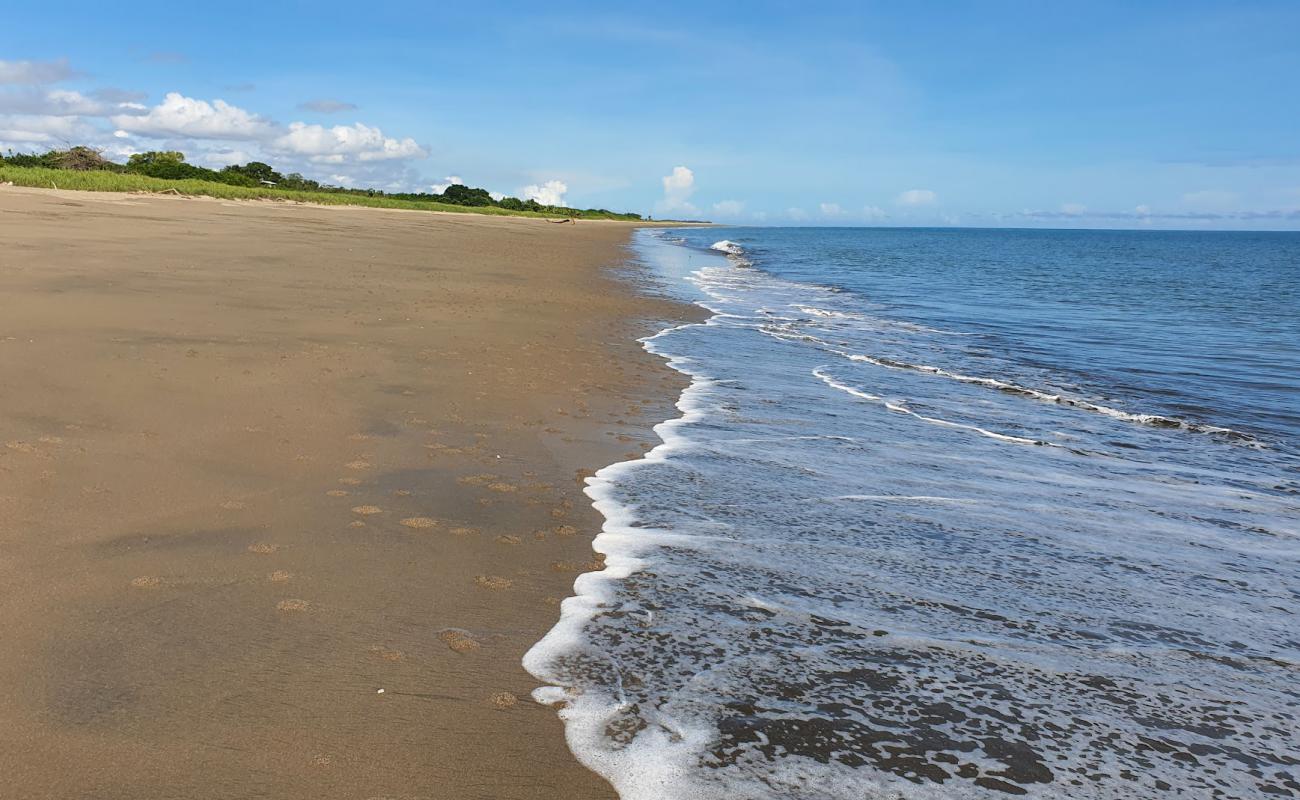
[812,367,1049,446]
[524,268,736,800]
[841,351,1255,441]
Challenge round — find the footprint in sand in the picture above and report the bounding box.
[399,517,438,529]
[474,575,513,591]
[495,535,522,546]
[338,477,362,486]
[488,692,518,709]
[449,526,478,537]
[247,543,279,554]
[268,570,292,582]
[348,520,367,529]
[368,645,404,662]
[351,505,383,516]
[277,598,310,612]
[554,525,577,537]
[344,460,372,471]
[391,489,412,497]
[325,489,350,497]
[438,630,481,654]
[130,576,163,589]
[487,482,517,493]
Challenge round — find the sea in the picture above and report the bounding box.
[525,226,1300,799]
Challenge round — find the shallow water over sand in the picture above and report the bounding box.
[529,227,1300,799]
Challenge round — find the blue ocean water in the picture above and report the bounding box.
[527,227,1300,799]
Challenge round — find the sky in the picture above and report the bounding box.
[2,1,1299,229]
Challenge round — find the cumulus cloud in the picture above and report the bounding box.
[897,189,937,206]
[0,113,97,145]
[298,99,358,114]
[659,165,697,212]
[863,205,887,220]
[522,179,568,206]
[787,207,809,221]
[273,121,427,161]
[711,200,744,217]
[2,83,428,190]
[819,202,844,217]
[0,58,77,85]
[1061,202,1087,215]
[0,88,111,116]
[431,175,464,193]
[112,93,278,140]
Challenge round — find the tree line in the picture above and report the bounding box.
[0,146,640,219]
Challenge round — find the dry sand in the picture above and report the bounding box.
[0,187,695,799]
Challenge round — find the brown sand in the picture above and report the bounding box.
[0,187,695,799]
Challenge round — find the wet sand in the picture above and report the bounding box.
[0,187,693,799]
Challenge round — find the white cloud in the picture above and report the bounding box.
[1134,204,1151,216]
[1061,202,1087,215]
[659,165,697,213]
[0,58,76,85]
[191,149,256,168]
[1,84,428,189]
[862,205,887,221]
[897,189,937,206]
[820,202,844,217]
[112,92,277,140]
[273,121,426,161]
[0,88,109,116]
[522,179,568,206]
[787,207,809,221]
[297,99,358,114]
[431,175,463,193]
[711,199,744,217]
[0,113,96,145]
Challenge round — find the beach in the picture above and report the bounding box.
[0,187,692,799]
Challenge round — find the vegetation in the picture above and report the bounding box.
[0,146,644,220]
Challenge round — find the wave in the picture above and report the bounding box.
[794,305,972,335]
[710,239,745,256]
[761,319,1257,443]
[812,367,1055,446]
[839,352,1257,442]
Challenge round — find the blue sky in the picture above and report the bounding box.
[2,1,1298,228]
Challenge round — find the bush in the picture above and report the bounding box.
[440,183,494,206]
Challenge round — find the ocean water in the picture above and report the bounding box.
[525,227,1300,799]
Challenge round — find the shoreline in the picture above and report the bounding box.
[0,186,699,798]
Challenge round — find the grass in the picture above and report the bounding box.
[0,165,643,220]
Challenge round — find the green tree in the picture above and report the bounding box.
[440,183,494,206]
[222,161,282,184]
[127,151,186,169]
